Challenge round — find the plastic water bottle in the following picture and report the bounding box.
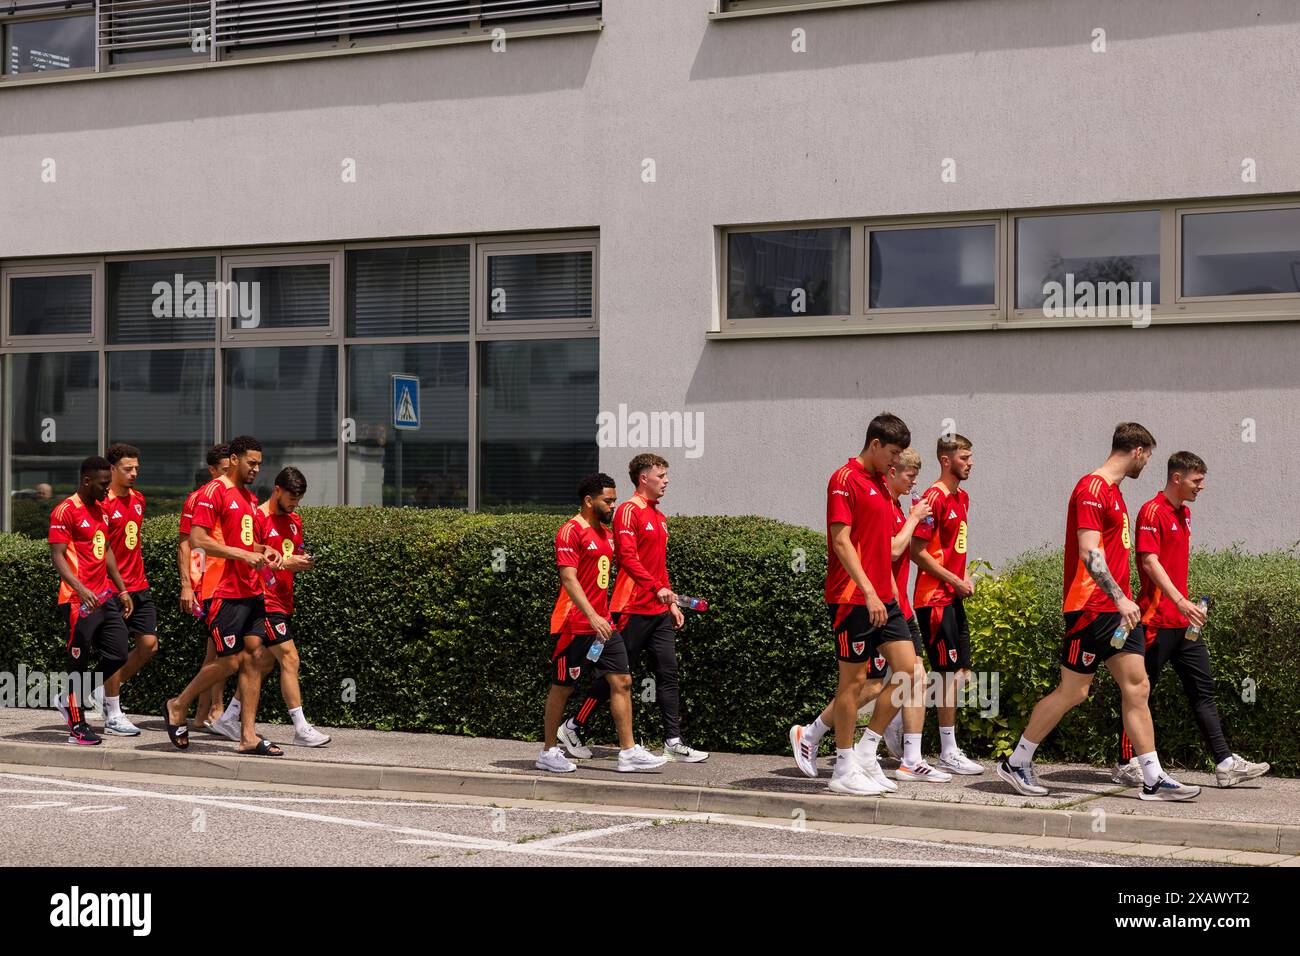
[587,623,613,662]
[674,595,709,612]
[1109,621,1132,650]
[77,587,115,616]
[1185,596,1210,640]
[913,493,934,529]
[260,563,279,589]
[189,599,205,619]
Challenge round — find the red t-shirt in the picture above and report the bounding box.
[191,477,262,600]
[891,497,913,619]
[1136,492,1192,631]
[550,516,615,649]
[1063,473,1132,613]
[912,483,970,608]
[257,505,303,615]
[608,496,670,616]
[48,494,110,605]
[824,458,895,606]
[103,488,148,592]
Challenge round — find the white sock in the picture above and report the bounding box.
[104,695,122,720]
[1216,756,1235,772]
[853,728,882,763]
[620,746,637,758]
[1010,736,1038,768]
[806,716,831,744]
[939,725,958,759]
[903,733,923,767]
[221,698,241,722]
[1137,751,1163,787]
[288,706,311,733]
[666,737,682,748]
[563,717,578,732]
[834,747,857,775]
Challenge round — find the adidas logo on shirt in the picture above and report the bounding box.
[948,509,957,519]
[112,511,122,520]
[586,542,598,550]
[79,520,91,528]
[268,529,280,538]
[229,501,240,510]
[1171,522,1179,531]
[1113,502,1120,510]
[645,522,655,531]
[868,488,878,496]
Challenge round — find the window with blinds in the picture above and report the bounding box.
[97,0,211,64]
[346,246,470,337]
[229,263,332,331]
[212,0,602,49]
[484,249,594,325]
[7,273,94,337]
[107,258,218,343]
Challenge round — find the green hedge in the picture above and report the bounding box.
[1,510,1295,774]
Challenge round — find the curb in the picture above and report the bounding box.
[1,740,1294,855]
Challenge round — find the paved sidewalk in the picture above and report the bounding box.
[1,707,1295,856]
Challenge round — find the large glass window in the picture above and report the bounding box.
[346,344,469,508]
[8,273,93,337]
[346,246,470,337]
[7,352,99,538]
[484,250,594,324]
[107,349,215,516]
[3,14,95,74]
[223,346,338,505]
[869,224,996,309]
[478,339,598,510]
[1016,211,1161,309]
[1182,207,1300,297]
[727,228,851,319]
[108,258,218,343]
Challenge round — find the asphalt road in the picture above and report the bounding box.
[0,766,1222,868]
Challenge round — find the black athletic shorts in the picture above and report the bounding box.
[125,587,158,637]
[59,598,129,667]
[548,630,631,687]
[829,600,912,665]
[917,600,972,673]
[868,614,925,678]
[264,611,294,647]
[1061,609,1145,675]
[205,595,267,657]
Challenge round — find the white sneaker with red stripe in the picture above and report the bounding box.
[789,724,820,778]
[894,760,953,783]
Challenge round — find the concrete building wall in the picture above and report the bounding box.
[2,0,1299,564]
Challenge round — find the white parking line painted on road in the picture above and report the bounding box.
[520,820,660,849]
[7,801,70,809]
[65,805,125,813]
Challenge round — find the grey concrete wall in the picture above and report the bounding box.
[2,0,1299,564]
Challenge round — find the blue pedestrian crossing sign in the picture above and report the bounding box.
[392,374,420,430]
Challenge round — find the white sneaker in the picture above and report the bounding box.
[1215,754,1270,788]
[292,725,331,747]
[883,718,904,760]
[617,744,669,772]
[663,741,709,763]
[535,746,576,774]
[789,724,820,778]
[853,751,898,792]
[937,749,984,775]
[1140,775,1201,801]
[996,758,1049,796]
[209,715,242,742]
[1111,759,1142,787]
[103,714,141,737]
[557,721,592,759]
[828,763,886,796]
[894,760,953,783]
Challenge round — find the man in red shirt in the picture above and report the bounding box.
[910,433,981,775]
[208,466,330,748]
[790,446,949,783]
[815,413,928,797]
[997,423,1199,802]
[163,436,282,755]
[1112,452,1269,789]
[178,443,230,731]
[95,443,157,737]
[48,456,134,746]
[538,473,667,774]
[559,454,708,763]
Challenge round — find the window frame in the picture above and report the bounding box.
[103,249,221,345]
[1174,200,1300,313]
[343,236,473,341]
[864,215,1002,326]
[219,249,342,343]
[1,7,98,79]
[476,236,599,336]
[1,259,102,347]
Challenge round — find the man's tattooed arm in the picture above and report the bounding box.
[1084,549,1126,605]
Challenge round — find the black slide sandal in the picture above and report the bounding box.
[237,739,283,757]
[162,698,189,750]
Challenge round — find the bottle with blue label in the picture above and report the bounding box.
[1110,621,1132,649]
[586,621,614,663]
